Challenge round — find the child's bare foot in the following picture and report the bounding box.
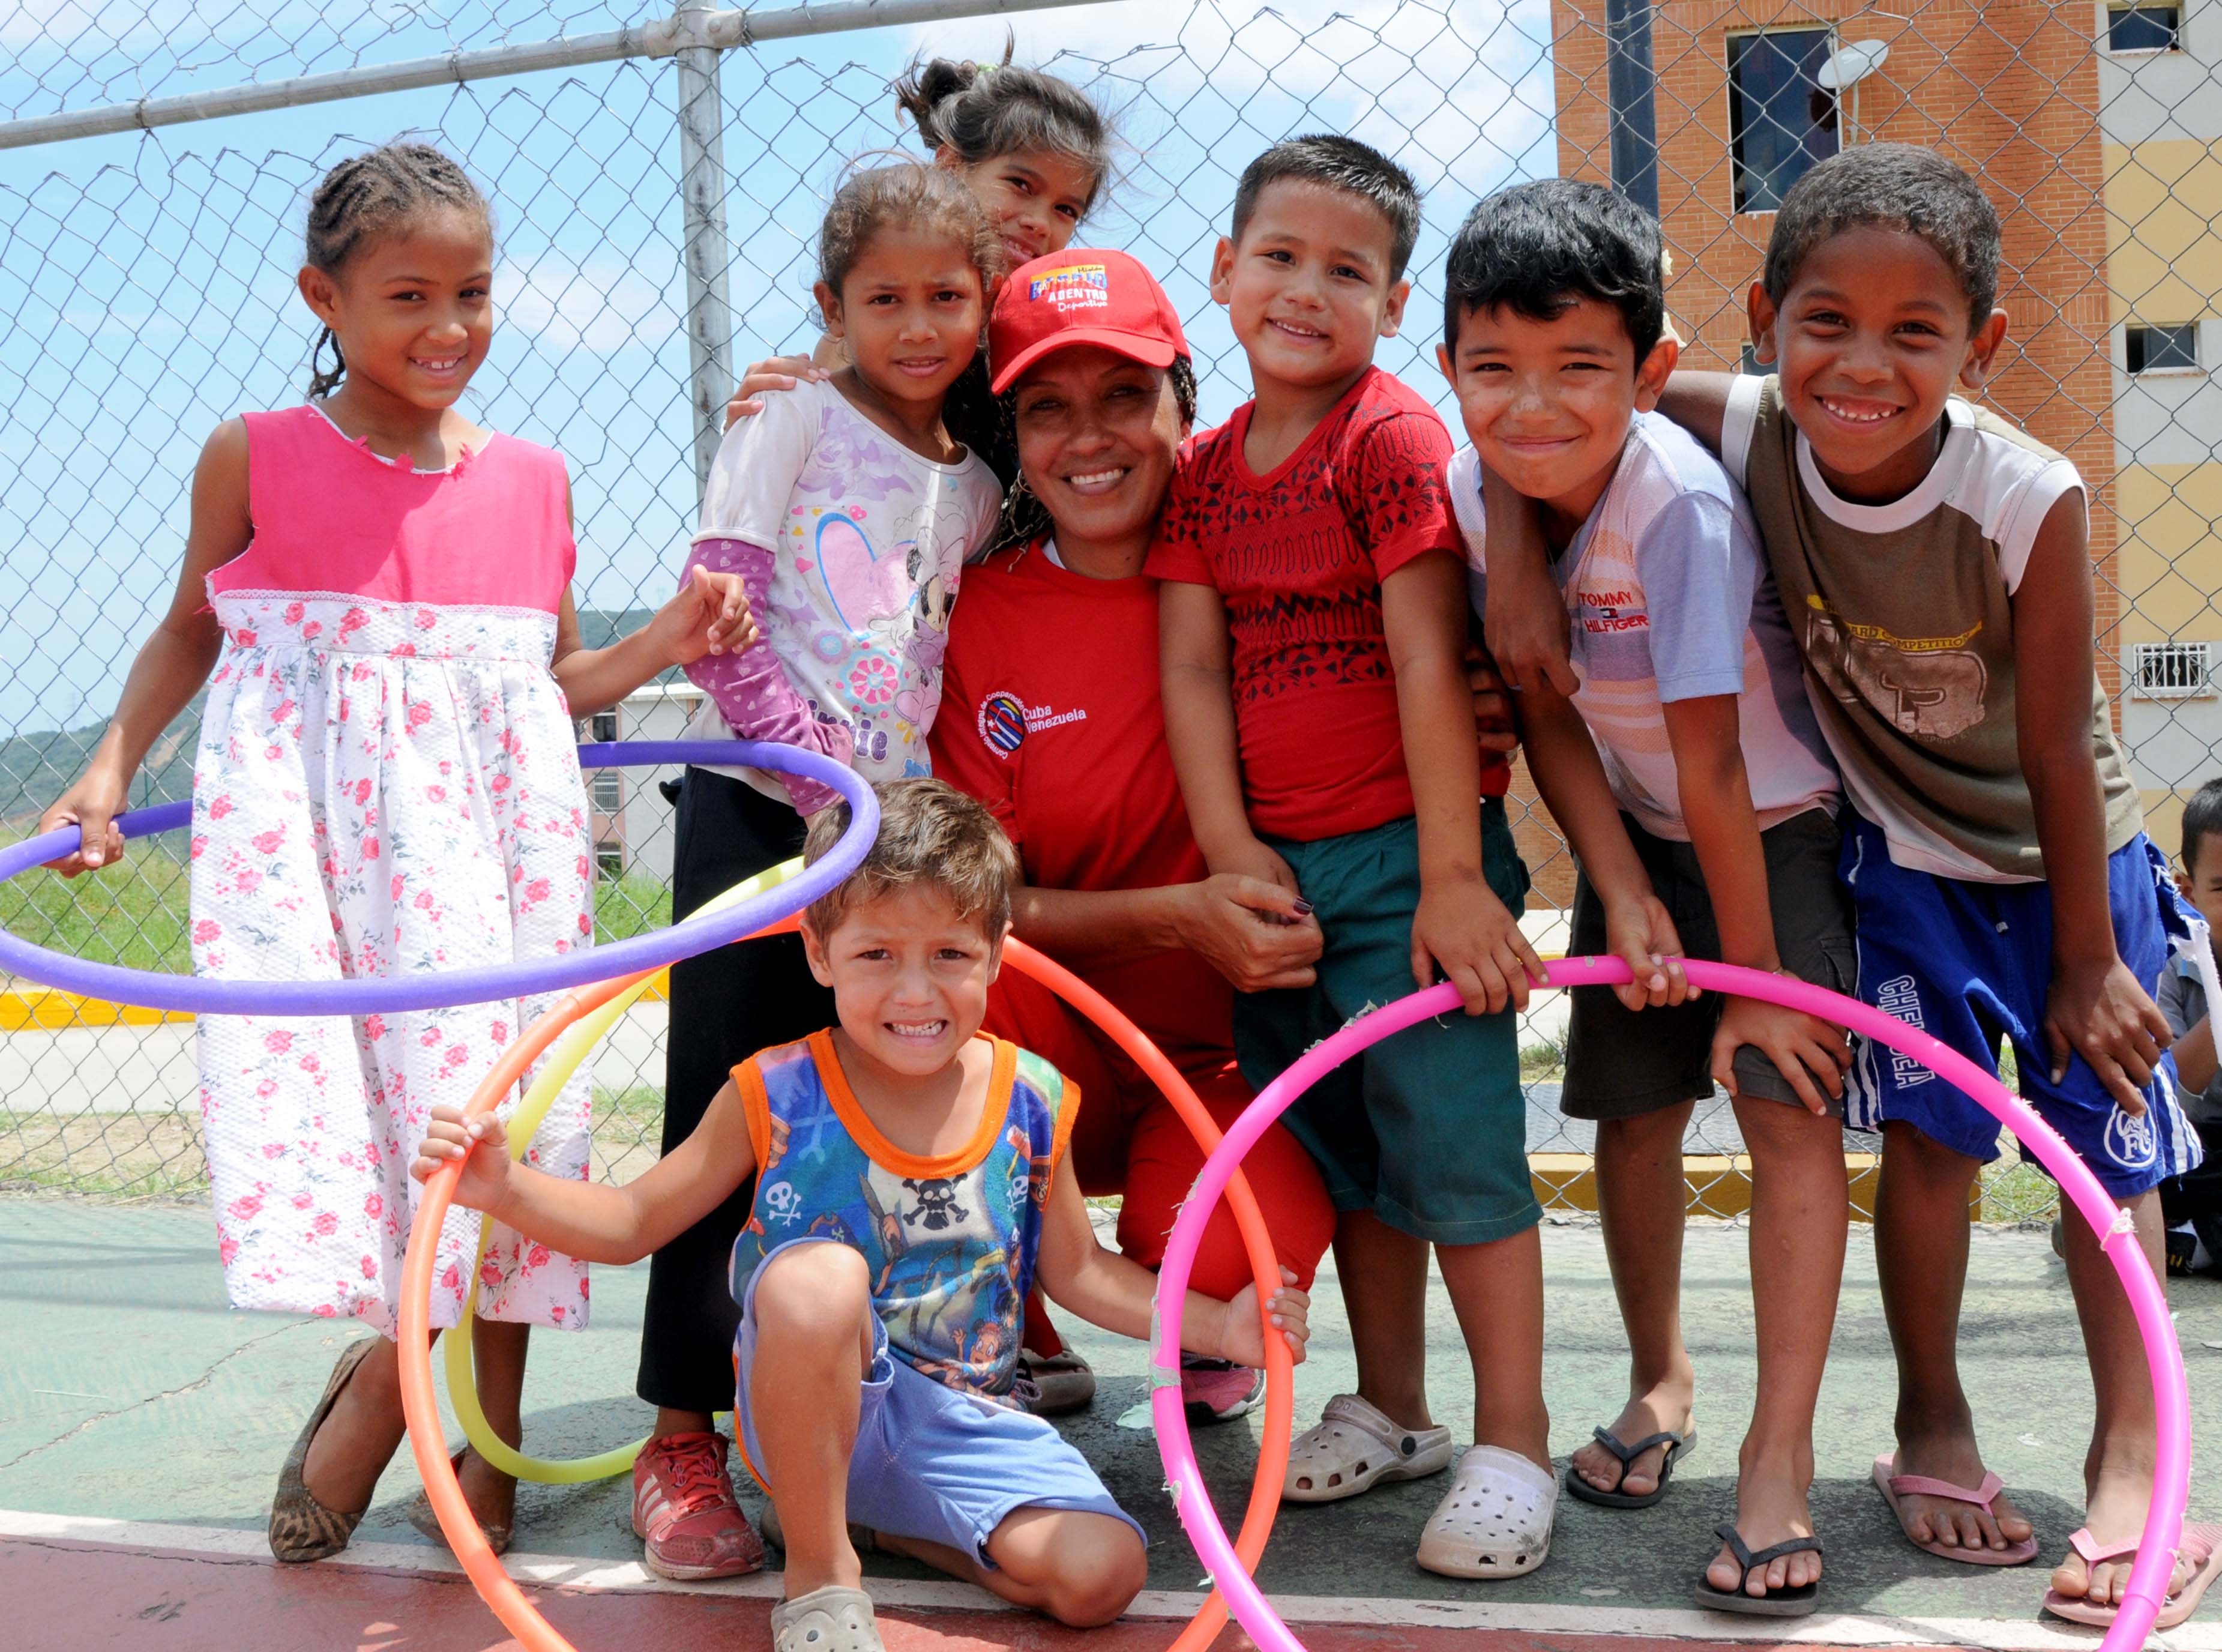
[1706,1458,1821,1598]
[1886,1416,2032,1556]
[456,1445,519,1534]
[2049,1452,2194,1608]
[1569,1379,1694,1500]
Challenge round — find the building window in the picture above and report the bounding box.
[1728,28,1840,214]
[595,842,625,879]
[1739,342,1766,375]
[591,771,623,813]
[2107,5,2181,52]
[2133,641,2214,699]
[591,710,619,743]
[2126,322,2199,373]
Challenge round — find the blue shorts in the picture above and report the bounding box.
[1840,814,2207,1197]
[730,1238,1144,1566]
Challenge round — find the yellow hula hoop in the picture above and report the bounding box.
[443,857,802,1483]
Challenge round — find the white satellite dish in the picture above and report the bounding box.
[1819,38,1891,91]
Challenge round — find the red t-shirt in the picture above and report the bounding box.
[1145,366,1493,843]
[929,540,1236,1076]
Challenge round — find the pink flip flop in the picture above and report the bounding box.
[1871,1454,2040,1566]
[2042,1523,2222,1629]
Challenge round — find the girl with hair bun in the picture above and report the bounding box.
[724,48,1116,487]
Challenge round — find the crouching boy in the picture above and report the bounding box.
[415,779,1310,1652]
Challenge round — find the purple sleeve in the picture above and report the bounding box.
[682,535,852,815]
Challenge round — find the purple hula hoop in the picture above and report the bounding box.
[1151,956,2190,1652]
[0,741,876,1016]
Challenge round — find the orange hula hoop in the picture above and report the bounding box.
[398,924,1291,1652]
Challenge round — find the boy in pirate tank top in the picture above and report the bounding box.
[412,779,1311,1652]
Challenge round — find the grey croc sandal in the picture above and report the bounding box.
[1283,1393,1453,1503]
[771,1585,884,1652]
[269,1337,379,1563]
[1564,1423,1696,1509]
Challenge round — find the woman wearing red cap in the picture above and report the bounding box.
[929,249,1338,1423]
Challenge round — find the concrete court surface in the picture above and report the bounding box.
[2,1195,2219,1651]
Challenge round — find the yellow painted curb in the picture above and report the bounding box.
[0,975,670,1029]
[1534,1151,1986,1223]
[0,989,194,1029]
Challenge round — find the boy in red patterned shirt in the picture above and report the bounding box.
[1149,135,1685,1579]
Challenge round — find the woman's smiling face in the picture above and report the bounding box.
[1011,345,1186,555]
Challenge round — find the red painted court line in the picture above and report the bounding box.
[5,1533,1953,1652]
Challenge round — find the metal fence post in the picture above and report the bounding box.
[673,0,733,500]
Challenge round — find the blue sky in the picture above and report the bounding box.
[0,0,1556,747]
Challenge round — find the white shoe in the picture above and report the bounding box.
[1415,1445,1557,1579]
[1282,1393,1453,1503]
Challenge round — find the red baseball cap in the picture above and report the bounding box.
[988,248,1187,394]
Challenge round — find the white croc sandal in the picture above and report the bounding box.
[1415,1445,1558,1579]
[1283,1393,1454,1504]
[771,1585,885,1652]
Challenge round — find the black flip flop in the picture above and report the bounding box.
[1563,1423,1694,1509]
[1694,1522,1823,1617]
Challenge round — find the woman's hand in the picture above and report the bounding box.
[37,765,131,876]
[651,564,757,666]
[723,354,828,429]
[1175,874,1323,992]
[1215,1268,1310,1367]
[410,1106,514,1214]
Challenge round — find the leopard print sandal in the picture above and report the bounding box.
[269,1336,379,1563]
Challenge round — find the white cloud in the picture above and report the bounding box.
[498,249,684,355]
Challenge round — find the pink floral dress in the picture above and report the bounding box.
[193,405,594,1337]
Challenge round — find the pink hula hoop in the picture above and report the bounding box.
[1150,956,2191,1652]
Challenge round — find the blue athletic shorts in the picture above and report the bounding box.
[730,1238,1145,1566]
[1840,813,2207,1197]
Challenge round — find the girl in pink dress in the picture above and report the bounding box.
[39,143,750,1563]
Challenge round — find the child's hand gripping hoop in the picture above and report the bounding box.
[0,740,874,1014]
[1151,957,2192,1652]
[403,930,1294,1651]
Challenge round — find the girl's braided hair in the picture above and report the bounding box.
[893,44,1113,216]
[302,142,494,399]
[981,352,1196,557]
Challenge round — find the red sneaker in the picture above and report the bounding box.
[631,1432,766,1580]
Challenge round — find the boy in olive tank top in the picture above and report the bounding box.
[1484,146,2215,1623]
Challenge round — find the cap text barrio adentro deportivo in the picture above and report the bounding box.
[987,248,1188,394]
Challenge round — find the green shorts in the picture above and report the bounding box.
[1232,801,1538,1247]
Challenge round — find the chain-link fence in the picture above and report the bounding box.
[4,0,2217,1224]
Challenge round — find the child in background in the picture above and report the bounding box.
[1483,144,2217,1626]
[2158,779,2222,1274]
[35,143,750,1563]
[726,50,1113,504]
[413,779,1311,1652]
[1441,178,1850,1614]
[630,161,1005,1581]
[1151,135,1684,1581]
